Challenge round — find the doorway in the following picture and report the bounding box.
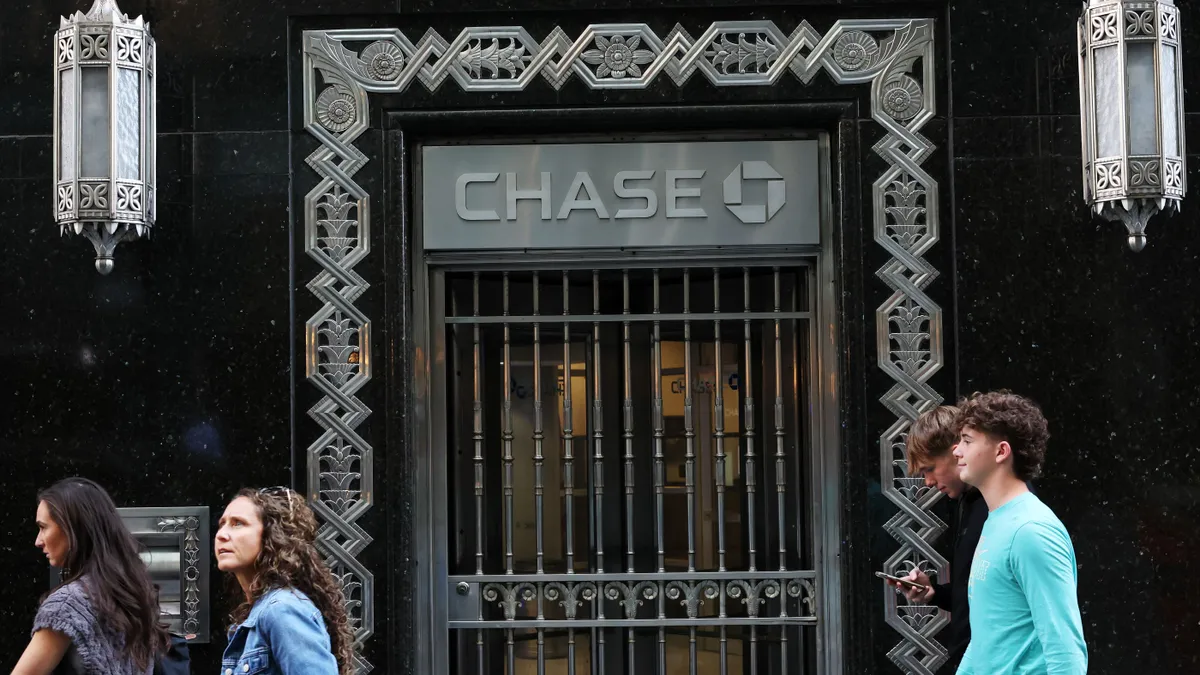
[429,264,834,674]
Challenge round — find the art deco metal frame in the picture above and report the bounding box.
[302,18,944,674]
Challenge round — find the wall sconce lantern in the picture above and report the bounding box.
[54,0,155,274]
[1079,0,1185,252]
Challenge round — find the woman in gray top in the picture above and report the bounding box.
[11,478,169,675]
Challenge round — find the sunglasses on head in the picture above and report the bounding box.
[257,486,300,515]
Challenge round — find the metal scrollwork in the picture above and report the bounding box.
[315,87,357,133]
[304,17,942,674]
[664,580,721,618]
[602,581,660,618]
[482,583,538,620]
[543,581,597,619]
[360,41,404,80]
[833,30,880,72]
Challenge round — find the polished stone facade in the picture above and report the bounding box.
[0,1,1197,674]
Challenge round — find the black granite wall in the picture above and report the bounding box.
[950,1,1200,672]
[0,1,1195,674]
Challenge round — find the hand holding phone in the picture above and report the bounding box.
[875,571,928,592]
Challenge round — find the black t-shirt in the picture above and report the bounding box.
[930,487,987,670]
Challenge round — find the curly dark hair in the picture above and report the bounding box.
[226,488,354,675]
[956,390,1050,481]
[38,478,170,670]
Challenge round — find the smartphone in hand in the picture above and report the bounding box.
[875,571,927,592]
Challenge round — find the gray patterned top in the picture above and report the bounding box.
[32,578,152,675]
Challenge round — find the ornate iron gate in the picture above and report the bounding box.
[431,264,830,675]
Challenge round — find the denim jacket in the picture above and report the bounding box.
[220,588,339,675]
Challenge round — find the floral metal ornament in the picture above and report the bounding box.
[582,34,655,78]
[304,18,944,675]
[1079,0,1186,251]
[54,0,156,274]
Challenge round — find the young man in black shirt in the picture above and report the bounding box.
[884,405,986,671]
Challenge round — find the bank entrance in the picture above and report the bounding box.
[415,136,840,675]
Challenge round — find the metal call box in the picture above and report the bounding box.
[49,506,211,643]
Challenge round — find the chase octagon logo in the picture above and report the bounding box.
[723,160,786,225]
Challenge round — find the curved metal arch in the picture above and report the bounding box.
[301,18,945,674]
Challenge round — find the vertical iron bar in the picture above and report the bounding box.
[591,270,605,675]
[713,270,727,573]
[684,268,698,675]
[533,273,546,675]
[592,270,605,575]
[562,272,575,573]
[568,628,577,675]
[503,273,515,576]
[477,628,484,675]
[652,270,667,675]
[622,270,636,675]
[689,622,698,675]
[713,270,730,675]
[743,268,757,573]
[781,625,789,675]
[684,269,696,574]
[652,270,665,573]
[472,273,484,577]
[533,272,545,575]
[747,265,760,675]
[506,628,515,675]
[537,626,546,675]
[750,624,758,675]
[774,267,788,572]
[623,270,635,574]
[469,275,485,675]
[657,587,667,675]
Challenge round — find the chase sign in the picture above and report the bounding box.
[420,139,821,251]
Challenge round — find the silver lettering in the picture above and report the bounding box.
[455,172,500,221]
[506,171,552,221]
[557,171,611,220]
[613,170,657,219]
[666,170,706,218]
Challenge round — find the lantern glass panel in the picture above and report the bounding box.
[116,66,140,179]
[1161,44,1180,156]
[1126,42,1159,155]
[146,69,154,181]
[80,67,110,178]
[60,69,76,181]
[1094,44,1122,158]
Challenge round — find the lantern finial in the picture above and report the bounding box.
[85,0,126,21]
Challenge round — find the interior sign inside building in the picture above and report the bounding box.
[421,139,821,250]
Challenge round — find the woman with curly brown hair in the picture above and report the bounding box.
[215,487,354,675]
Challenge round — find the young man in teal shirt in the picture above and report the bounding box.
[953,391,1087,675]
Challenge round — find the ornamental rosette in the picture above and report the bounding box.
[316,87,357,132]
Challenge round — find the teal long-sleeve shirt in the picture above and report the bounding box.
[957,492,1087,675]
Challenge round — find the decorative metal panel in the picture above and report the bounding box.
[303,18,943,674]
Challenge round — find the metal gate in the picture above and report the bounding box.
[423,262,839,675]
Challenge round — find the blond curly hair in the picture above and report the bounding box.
[226,488,355,675]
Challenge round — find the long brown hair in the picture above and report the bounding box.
[38,478,170,670]
[226,488,354,674]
